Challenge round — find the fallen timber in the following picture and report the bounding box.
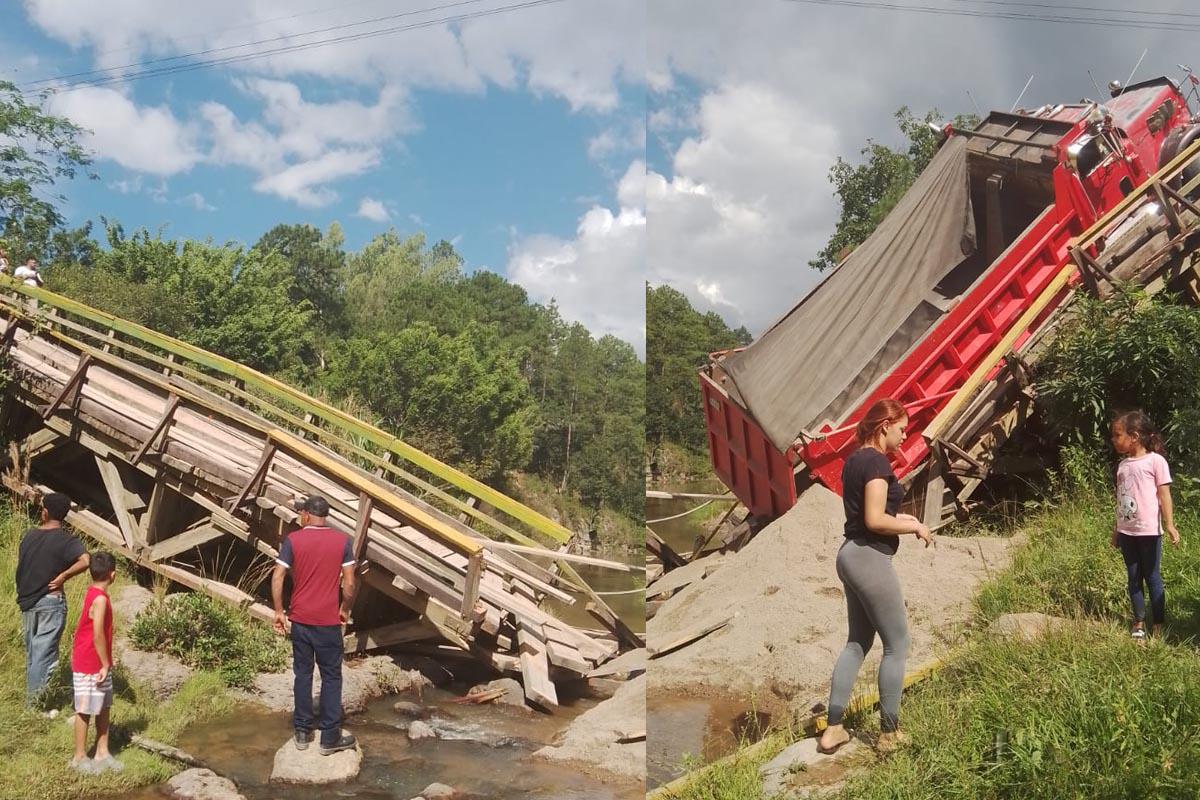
[0,284,638,705]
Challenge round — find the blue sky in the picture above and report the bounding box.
[1,0,646,349]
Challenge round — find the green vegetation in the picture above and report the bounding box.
[1038,287,1200,472]
[646,284,750,460]
[130,593,289,688]
[0,501,234,800]
[809,107,978,272]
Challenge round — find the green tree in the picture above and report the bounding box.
[48,221,315,375]
[0,83,93,260]
[810,107,979,271]
[646,283,750,453]
[322,322,536,480]
[253,222,347,328]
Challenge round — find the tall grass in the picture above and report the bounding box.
[0,500,236,800]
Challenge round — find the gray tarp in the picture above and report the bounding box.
[722,135,977,452]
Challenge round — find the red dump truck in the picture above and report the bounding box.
[701,76,1200,525]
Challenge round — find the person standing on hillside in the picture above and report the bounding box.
[16,492,90,708]
[816,398,934,756]
[271,495,359,756]
[15,256,44,287]
[1110,410,1179,642]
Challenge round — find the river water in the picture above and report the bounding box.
[109,545,645,800]
[645,480,765,791]
[115,683,641,800]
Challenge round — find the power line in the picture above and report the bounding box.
[82,0,407,61]
[20,0,493,90]
[948,0,1200,20]
[26,0,572,96]
[781,0,1200,33]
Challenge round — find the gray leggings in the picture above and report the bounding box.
[826,538,910,732]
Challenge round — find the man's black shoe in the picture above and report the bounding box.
[294,729,314,751]
[319,733,357,755]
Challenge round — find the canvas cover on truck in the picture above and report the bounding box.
[722,135,977,452]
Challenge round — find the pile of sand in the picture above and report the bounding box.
[647,485,1014,715]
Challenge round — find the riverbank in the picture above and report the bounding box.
[660,479,1200,799]
[0,500,236,800]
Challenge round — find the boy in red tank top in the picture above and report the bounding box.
[70,551,120,774]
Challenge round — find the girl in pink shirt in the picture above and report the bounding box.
[1109,410,1180,641]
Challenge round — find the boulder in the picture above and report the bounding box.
[759,737,869,798]
[393,700,430,719]
[166,768,247,800]
[408,720,437,741]
[467,678,525,707]
[420,783,457,799]
[270,736,362,784]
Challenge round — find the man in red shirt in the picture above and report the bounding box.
[272,495,358,755]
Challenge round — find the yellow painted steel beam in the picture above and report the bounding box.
[268,428,483,557]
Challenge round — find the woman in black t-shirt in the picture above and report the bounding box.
[816,398,934,755]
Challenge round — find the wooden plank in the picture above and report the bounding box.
[586,647,646,678]
[147,523,225,562]
[43,353,91,420]
[586,600,646,649]
[646,528,687,571]
[132,394,180,465]
[461,550,483,623]
[94,455,143,549]
[344,619,438,653]
[228,442,275,512]
[516,624,558,707]
[648,616,733,659]
[269,430,483,557]
[544,638,592,673]
[481,541,638,572]
[360,568,472,649]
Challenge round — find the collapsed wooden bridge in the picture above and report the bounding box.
[0,286,642,706]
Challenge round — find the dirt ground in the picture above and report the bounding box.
[646,485,1016,718]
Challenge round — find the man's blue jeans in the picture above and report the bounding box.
[22,592,67,704]
[291,622,343,746]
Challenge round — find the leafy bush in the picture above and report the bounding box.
[1037,287,1200,471]
[129,592,288,688]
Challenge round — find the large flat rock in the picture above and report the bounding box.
[166,767,247,800]
[270,737,363,784]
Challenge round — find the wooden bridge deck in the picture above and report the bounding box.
[0,286,642,706]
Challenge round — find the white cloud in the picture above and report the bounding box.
[45,87,201,176]
[647,82,838,334]
[357,197,390,222]
[24,0,644,112]
[508,160,646,353]
[253,148,379,207]
[179,192,216,211]
[200,82,400,207]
